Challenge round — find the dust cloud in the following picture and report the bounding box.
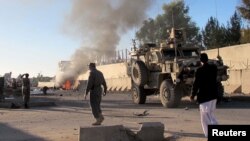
[56,0,152,86]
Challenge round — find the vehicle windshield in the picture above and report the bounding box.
[162,50,179,58]
[162,49,199,58]
[182,49,199,57]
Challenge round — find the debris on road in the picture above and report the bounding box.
[133,110,149,117]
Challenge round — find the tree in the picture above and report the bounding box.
[136,18,156,42]
[136,0,200,47]
[240,27,250,43]
[237,0,250,22]
[202,17,223,49]
[227,11,241,45]
[202,12,241,49]
[237,0,250,43]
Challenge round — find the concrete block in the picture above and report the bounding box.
[224,85,241,93]
[242,69,250,94]
[136,122,165,141]
[79,125,130,141]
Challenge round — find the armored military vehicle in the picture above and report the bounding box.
[127,28,229,108]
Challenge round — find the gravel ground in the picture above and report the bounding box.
[0,90,250,141]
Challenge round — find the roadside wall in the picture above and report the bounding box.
[222,69,250,94]
[203,43,250,70]
[242,69,250,94]
[77,63,131,92]
[78,63,129,80]
[78,43,250,94]
[204,43,250,94]
[38,82,55,88]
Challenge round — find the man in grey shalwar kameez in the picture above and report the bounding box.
[85,63,107,125]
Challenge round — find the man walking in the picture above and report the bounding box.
[21,73,30,109]
[190,53,218,137]
[85,63,107,126]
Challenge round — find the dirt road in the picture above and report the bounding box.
[1,91,250,141]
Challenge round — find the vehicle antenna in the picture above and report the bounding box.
[217,47,222,62]
[171,3,178,67]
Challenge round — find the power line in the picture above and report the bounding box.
[214,0,218,19]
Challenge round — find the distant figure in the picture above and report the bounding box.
[4,72,12,88]
[42,86,49,95]
[0,77,4,101]
[21,73,30,109]
[12,78,17,89]
[85,63,107,126]
[190,53,218,138]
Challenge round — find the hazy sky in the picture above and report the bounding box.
[0,0,241,77]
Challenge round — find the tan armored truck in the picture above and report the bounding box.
[127,28,229,108]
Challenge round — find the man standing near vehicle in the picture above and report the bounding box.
[21,73,30,109]
[85,63,107,126]
[190,53,218,138]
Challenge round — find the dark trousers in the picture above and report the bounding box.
[22,87,30,106]
[90,88,102,119]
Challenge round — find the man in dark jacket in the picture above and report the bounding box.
[190,53,218,138]
[85,63,107,126]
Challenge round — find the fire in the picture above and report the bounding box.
[62,80,71,90]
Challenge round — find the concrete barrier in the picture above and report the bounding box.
[242,69,250,94]
[223,70,242,93]
[203,43,250,70]
[223,69,250,94]
[106,77,131,92]
[79,125,130,141]
[76,44,250,95]
[79,122,165,141]
[38,82,55,88]
[136,122,165,141]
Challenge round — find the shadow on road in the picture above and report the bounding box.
[164,130,206,141]
[4,92,249,113]
[0,123,46,141]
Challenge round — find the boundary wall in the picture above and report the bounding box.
[78,43,250,94]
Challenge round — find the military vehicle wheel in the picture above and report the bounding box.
[132,84,146,104]
[160,80,182,108]
[131,61,148,86]
[217,82,224,103]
